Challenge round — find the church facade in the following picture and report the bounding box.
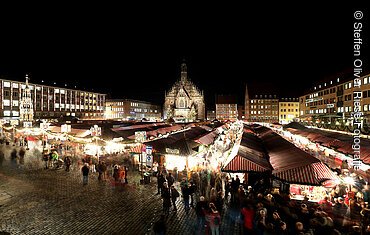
[163,62,205,122]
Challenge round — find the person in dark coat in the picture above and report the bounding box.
[170,185,180,211]
[157,173,166,195]
[10,148,17,167]
[166,172,175,188]
[64,156,71,172]
[161,182,171,216]
[81,163,90,185]
[0,150,4,168]
[18,147,26,166]
[195,196,208,234]
[182,183,191,211]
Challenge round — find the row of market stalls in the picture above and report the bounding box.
[221,124,340,201]
[129,122,231,173]
[281,122,370,166]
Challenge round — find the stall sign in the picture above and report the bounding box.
[146,145,153,155]
[146,154,153,167]
[135,131,146,143]
[166,148,180,155]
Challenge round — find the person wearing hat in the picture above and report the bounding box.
[195,196,208,233]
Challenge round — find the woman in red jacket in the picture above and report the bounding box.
[241,203,255,234]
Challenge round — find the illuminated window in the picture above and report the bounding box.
[55,89,60,93]
[3,100,10,106]
[4,82,10,87]
[12,83,18,88]
[12,111,19,116]
[364,77,368,84]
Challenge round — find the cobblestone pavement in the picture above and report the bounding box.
[0,160,242,235]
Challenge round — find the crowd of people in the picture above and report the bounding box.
[152,165,370,235]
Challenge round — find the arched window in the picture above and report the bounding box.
[179,99,185,108]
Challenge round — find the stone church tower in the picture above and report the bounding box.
[164,62,205,122]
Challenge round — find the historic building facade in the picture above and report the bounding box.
[0,75,106,121]
[105,99,162,121]
[299,72,370,133]
[163,62,205,122]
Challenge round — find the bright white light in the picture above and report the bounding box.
[343,176,355,185]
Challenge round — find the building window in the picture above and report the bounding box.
[12,100,19,106]
[364,105,368,111]
[364,77,368,84]
[3,82,10,87]
[12,83,18,88]
[3,100,10,106]
[12,111,19,116]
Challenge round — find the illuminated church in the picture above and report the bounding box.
[163,62,205,122]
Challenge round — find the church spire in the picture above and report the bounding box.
[25,74,29,87]
[180,60,187,82]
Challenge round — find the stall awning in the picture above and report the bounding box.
[222,155,271,173]
[194,129,219,145]
[273,162,339,185]
[248,124,340,185]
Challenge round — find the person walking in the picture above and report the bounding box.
[161,182,171,216]
[170,185,180,211]
[82,163,90,185]
[43,150,49,169]
[195,196,208,234]
[166,172,175,188]
[64,156,71,172]
[206,202,221,235]
[157,173,165,195]
[189,181,196,207]
[97,161,103,181]
[182,183,191,211]
[0,149,4,168]
[10,148,17,168]
[18,147,26,168]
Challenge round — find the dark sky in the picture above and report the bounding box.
[0,4,369,109]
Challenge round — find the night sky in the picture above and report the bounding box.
[0,5,369,109]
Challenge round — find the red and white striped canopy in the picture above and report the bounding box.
[222,155,271,173]
[273,162,339,185]
[129,144,146,153]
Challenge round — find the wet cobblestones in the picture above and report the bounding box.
[0,163,241,235]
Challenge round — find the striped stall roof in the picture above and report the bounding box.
[222,155,271,173]
[129,144,146,153]
[273,162,339,185]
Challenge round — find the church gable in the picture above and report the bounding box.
[164,61,205,121]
